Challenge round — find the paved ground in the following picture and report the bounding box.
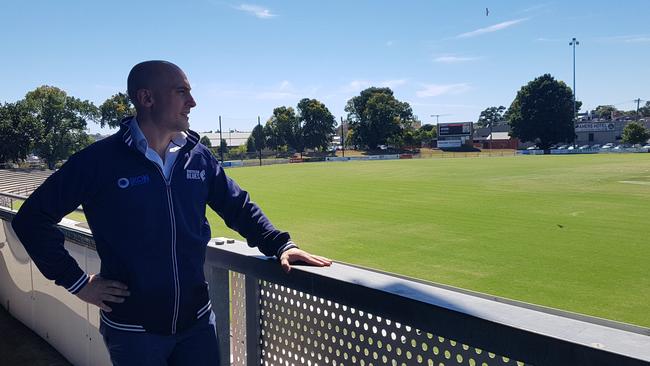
[0,305,71,366]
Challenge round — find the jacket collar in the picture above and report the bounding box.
[118,116,200,154]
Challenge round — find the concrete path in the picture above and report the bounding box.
[0,305,71,366]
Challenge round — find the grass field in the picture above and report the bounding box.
[208,153,650,327]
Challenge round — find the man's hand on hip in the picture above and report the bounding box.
[76,274,130,312]
[279,247,332,274]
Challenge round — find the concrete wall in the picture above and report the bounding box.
[0,212,111,366]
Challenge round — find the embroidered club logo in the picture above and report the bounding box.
[117,174,150,189]
[187,169,206,181]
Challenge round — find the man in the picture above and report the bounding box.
[12,60,332,365]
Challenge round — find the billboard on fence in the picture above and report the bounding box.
[438,122,473,137]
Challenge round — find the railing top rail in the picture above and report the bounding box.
[205,239,650,365]
[0,192,85,214]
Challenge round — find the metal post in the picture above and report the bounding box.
[204,265,231,366]
[219,116,224,162]
[340,116,345,158]
[245,275,261,365]
[569,37,579,146]
[258,116,262,167]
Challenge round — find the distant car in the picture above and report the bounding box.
[602,143,614,149]
[526,145,538,150]
[590,144,601,149]
[613,145,622,150]
[567,145,575,150]
[557,145,568,150]
[642,144,650,149]
[579,145,590,149]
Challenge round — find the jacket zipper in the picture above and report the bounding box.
[151,159,181,335]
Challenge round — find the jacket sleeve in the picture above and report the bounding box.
[206,157,297,257]
[11,153,95,294]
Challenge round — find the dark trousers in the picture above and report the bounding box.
[100,312,220,366]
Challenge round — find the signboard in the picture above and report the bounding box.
[575,122,615,132]
[438,122,473,137]
[437,140,462,148]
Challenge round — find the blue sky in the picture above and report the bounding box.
[2,0,649,134]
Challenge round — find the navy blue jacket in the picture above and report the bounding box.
[12,119,294,334]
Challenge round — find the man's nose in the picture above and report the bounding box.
[187,93,197,108]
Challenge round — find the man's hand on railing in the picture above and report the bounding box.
[279,247,332,274]
[76,274,130,312]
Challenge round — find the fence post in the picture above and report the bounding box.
[245,275,261,365]
[205,265,231,366]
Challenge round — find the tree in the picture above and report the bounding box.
[621,122,650,145]
[266,106,302,153]
[476,106,506,128]
[594,105,619,120]
[0,102,43,164]
[297,98,336,151]
[416,124,437,146]
[246,124,265,153]
[345,87,416,149]
[23,86,98,169]
[99,92,135,128]
[507,74,575,149]
[200,135,212,147]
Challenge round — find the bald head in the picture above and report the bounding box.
[127,60,183,107]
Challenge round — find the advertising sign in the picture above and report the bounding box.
[438,122,473,137]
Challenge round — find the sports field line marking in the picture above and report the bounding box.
[618,180,650,186]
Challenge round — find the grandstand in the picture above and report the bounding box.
[0,169,53,196]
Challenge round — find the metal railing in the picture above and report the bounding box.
[1,207,649,365]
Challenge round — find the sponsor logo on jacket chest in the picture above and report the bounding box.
[117,174,150,189]
[187,169,206,181]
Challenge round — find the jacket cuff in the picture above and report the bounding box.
[276,241,298,258]
[55,266,90,295]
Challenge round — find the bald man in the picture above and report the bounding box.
[12,60,331,366]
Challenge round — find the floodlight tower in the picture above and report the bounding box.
[569,37,579,121]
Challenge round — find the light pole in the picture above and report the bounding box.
[569,37,579,121]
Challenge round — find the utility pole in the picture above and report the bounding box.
[340,116,345,158]
[569,37,579,121]
[218,116,224,162]
[634,98,641,122]
[258,116,262,167]
[431,114,442,124]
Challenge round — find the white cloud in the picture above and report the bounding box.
[625,37,650,43]
[597,34,650,43]
[234,4,276,19]
[456,18,528,39]
[342,79,407,93]
[434,55,479,63]
[416,83,472,98]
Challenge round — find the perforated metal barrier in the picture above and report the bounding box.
[228,276,529,366]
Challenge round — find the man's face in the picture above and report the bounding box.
[150,67,197,133]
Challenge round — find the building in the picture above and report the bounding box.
[574,119,650,145]
[199,131,251,148]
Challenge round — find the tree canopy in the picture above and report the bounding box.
[476,106,506,128]
[99,92,135,128]
[507,74,576,149]
[297,98,336,151]
[344,87,416,149]
[199,135,212,147]
[23,86,98,168]
[0,102,42,164]
[621,122,650,145]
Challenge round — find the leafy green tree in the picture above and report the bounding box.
[476,106,506,128]
[99,92,135,128]
[345,87,415,149]
[266,106,302,153]
[507,74,575,149]
[594,105,618,120]
[246,124,265,152]
[416,124,437,146]
[297,98,336,151]
[200,135,212,147]
[621,122,650,145]
[23,86,98,169]
[0,102,43,164]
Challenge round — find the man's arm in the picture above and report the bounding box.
[11,153,129,310]
[206,159,331,272]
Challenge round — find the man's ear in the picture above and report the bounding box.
[136,89,154,108]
